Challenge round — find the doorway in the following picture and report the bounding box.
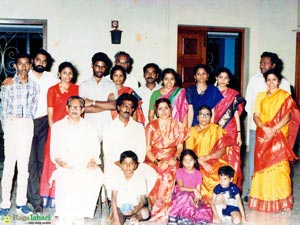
[177,26,245,93]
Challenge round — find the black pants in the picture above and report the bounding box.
[27,115,49,207]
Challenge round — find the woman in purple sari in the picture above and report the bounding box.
[186,64,223,128]
[149,68,188,126]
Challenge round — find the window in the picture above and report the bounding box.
[0,19,47,81]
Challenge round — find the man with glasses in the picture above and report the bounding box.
[114,51,140,90]
[243,52,291,202]
[50,96,103,225]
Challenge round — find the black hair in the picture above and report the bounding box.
[161,68,182,87]
[218,165,235,178]
[110,65,126,81]
[179,149,200,170]
[58,61,79,83]
[31,49,54,71]
[120,150,139,165]
[116,93,138,110]
[143,63,162,83]
[193,64,211,76]
[260,51,283,74]
[154,98,171,110]
[67,96,85,108]
[197,105,212,116]
[91,52,112,76]
[14,52,31,64]
[263,69,283,83]
[214,67,233,80]
[114,51,133,74]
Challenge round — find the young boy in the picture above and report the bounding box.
[111,150,151,225]
[211,166,246,224]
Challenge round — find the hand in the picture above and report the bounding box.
[236,133,242,146]
[262,126,276,141]
[83,98,93,106]
[198,155,210,163]
[87,158,98,169]
[1,77,14,86]
[107,93,115,101]
[193,189,202,200]
[200,161,213,173]
[158,161,168,170]
[55,158,73,169]
[213,215,221,224]
[168,158,177,166]
[112,220,121,225]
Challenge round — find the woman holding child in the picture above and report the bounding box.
[185,106,239,204]
[145,98,188,222]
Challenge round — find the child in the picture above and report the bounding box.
[211,166,246,224]
[111,150,150,225]
[168,149,212,225]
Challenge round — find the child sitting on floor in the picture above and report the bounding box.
[211,165,246,224]
[111,150,151,225]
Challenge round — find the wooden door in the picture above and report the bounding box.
[177,29,207,88]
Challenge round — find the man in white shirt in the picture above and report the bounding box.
[27,49,58,213]
[79,52,117,141]
[50,96,103,224]
[103,93,157,197]
[244,52,291,201]
[137,63,162,125]
[114,51,140,90]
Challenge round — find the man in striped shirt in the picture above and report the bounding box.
[0,52,40,216]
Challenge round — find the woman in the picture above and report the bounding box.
[110,65,145,125]
[185,106,238,204]
[148,68,188,126]
[40,62,79,208]
[186,64,223,128]
[214,67,245,189]
[248,69,297,213]
[145,98,188,222]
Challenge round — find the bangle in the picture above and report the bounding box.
[92,100,96,106]
[173,156,180,161]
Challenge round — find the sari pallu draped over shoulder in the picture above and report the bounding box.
[159,87,188,123]
[254,94,297,172]
[186,123,239,203]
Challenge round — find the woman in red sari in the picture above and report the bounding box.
[40,62,79,208]
[110,65,145,125]
[145,98,188,222]
[214,67,245,189]
[185,106,238,204]
[248,69,297,213]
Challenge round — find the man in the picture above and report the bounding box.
[27,49,58,213]
[244,52,291,201]
[114,51,140,90]
[102,93,157,196]
[79,52,117,141]
[50,96,103,224]
[137,63,162,125]
[0,53,40,216]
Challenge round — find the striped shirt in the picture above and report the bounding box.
[1,74,40,120]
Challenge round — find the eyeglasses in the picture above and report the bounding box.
[198,113,211,118]
[68,105,82,110]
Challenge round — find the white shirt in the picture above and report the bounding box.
[124,73,140,90]
[29,70,59,118]
[245,73,291,130]
[79,76,118,138]
[137,83,162,125]
[102,116,146,164]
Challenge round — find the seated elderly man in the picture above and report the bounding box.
[50,96,103,225]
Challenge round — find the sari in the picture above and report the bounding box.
[248,89,297,212]
[40,83,79,207]
[185,123,238,204]
[214,88,245,189]
[111,86,145,125]
[149,87,188,123]
[145,118,188,221]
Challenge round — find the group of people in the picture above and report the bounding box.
[0,48,298,225]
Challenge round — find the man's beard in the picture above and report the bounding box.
[32,63,46,73]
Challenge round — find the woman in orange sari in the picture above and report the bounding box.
[40,62,79,208]
[185,106,238,204]
[248,69,297,213]
[110,65,145,125]
[145,98,188,222]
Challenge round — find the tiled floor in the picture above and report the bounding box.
[0,151,299,225]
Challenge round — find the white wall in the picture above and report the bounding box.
[0,0,298,88]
